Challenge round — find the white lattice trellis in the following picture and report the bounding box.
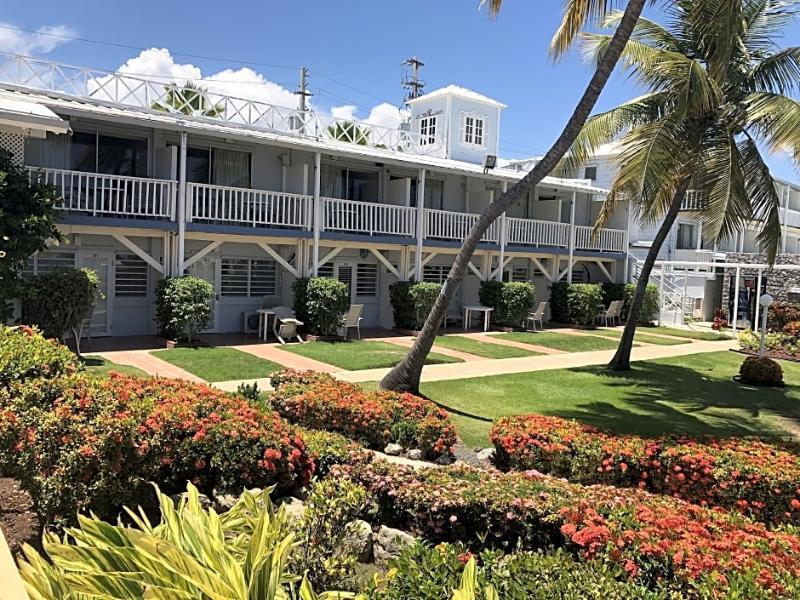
[0,131,24,164]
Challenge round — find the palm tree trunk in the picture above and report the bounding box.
[607,180,690,371]
[380,0,647,393]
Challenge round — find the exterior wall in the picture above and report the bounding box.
[446,97,500,163]
[721,253,800,309]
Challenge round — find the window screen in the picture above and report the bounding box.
[356,263,378,296]
[115,253,149,297]
[221,258,279,297]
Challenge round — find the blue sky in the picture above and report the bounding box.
[2,0,798,180]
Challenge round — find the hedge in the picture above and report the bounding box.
[490,414,800,526]
[769,302,800,331]
[389,281,444,330]
[0,372,313,525]
[0,325,79,389]
[270,370,456,458]
[303,277,350,336]
[155,276,214,341]
[479,281,535,328]
[549,283,604,326]
[22,267,101,341]
[332,460,800,597]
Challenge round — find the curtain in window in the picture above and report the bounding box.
[24,132,70,169]
[321,164,344,198]
[212,148,250,188]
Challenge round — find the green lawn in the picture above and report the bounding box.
[432,335,543,359]
[281,340,462,370]
[498,331,623,352]
[419,351,800,448]
[582,328,690,346]
[152,347,284,382]
[641,325,731,341]
[82,355,149,378]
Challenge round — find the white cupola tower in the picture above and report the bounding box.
[406,85,506,164]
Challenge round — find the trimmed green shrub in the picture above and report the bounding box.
[389,281,416,329]
[0,325,79,389]
[566,283,603,326]
[479,281,535,328]
[22,267,101,341]
[155,276,214,342]
[739,355,784,386]
[300,428,372,477]
[600,282,626,305]
[624,283,660,324]
[549,281,569,322]
[409,281,442,328]
[478,280,504,319]
[304,277,349,336]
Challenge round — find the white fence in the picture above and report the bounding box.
[505,217,569,247]
[27,167,175,219]
[188,183,312,229]
[574,225,626,252]
[424,209,500,243]
[322,198,416,237]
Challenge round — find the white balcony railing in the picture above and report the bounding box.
[322,198,416,237]
[424,209,500,243]
[574,225,626,252]
[505,217,569,247]
[188,183,312,229]
[27,167,175,219]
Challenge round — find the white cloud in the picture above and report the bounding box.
[0,23,76,55]
[331,104,357,120]
[330,102,406,131]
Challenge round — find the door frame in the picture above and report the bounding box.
[188,256,221,333]
[76,249,114,337]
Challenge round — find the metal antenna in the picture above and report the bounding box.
[294,66,312,133]
[401,57,425,103]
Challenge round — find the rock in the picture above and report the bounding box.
[405,449,423,461]
[384,443,403,456]
[434,454,454,466]
[476,448,496,463]
[170,491,212,509]
[374,526,416,566]
[343,519,374,563]
[279,497,306,521]
[212,491,239,512]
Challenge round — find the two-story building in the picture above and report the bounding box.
[0,53,630,338]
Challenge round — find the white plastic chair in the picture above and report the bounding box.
[272,306,304,344]
[527,301,548,331]
[341,304,363,340]
[596,300,624,326]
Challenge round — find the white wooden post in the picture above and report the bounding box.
[312,152,321,276]
[623,205,631,282]
[782,184,790,254]
[414,168,426,281]
[681,266,688,325]
[754,268,763,328]
[495,185,507,282]
[732,266,741,334]
[177,131,187,274]
[567,191,576,284]
[657,268,664,326]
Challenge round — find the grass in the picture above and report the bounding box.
[419,351,800,448]
[432,335,543,359]
[498,331,623,352]
[642,325,731,341]
[281,340,462,371]
[82,355,148,378]
[581,328,690,346]
[152,347,284,382]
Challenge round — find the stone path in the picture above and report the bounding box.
[91,349,205,383]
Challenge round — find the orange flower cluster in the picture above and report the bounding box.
[490,414,800,525]
[271,370,456,458]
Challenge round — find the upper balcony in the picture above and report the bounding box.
[0,52,446,160]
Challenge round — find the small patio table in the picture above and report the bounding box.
[463,305,493,332]
[257,308,276,341]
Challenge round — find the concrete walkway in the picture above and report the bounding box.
[333,338,738,384]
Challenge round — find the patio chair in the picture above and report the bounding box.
[443,301,464,329]
[526,301,548,331]
[341,304,363,340]
[272,306,304,345]
[596,300,624,326]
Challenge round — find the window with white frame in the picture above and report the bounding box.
[356,263,378,297]
[418,115,438,146]
[423,265,449,284]
[461,113,485,147]
[220,258,279,297]
[115,253,149,297]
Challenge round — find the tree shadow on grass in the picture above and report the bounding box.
[553,362,800,439]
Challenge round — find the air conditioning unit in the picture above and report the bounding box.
[241,311,261,334]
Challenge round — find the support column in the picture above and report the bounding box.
[732,266,741,334]
[551,254,560,283]
[657,268,665,326]
[623,204,631,283]
[177,131,187,274]
[496,183,508,282]
[782,185,790,254]
[399,247,410,281]
[312,151,321,276]
[414,168,426,281]
[567,191,576,284]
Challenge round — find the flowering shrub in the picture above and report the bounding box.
[490,414,800,525]
[0,325,79,388]
[768,301,800,331]
[739,355,784,386]
[271,370,456,458]
[0,373,313,524]
[300,428,372,477]
[332,460,800,597]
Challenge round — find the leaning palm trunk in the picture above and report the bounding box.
[608,180,689,371]
[380,0,647,393]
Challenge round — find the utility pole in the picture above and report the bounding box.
[294,66,311,134]
[401,57,425,103]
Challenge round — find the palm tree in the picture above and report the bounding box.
[327,120,370,145]
[380,0,648,393]
[152,81,225,118]
[561,0,800,371]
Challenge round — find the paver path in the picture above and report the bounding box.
[458,332,566,355]
[91,350,205,383]
[380,336,487,362]
[333,339,738,384]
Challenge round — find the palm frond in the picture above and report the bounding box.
[550,0,620,58]
[479,0,503,18]
[602,11,687,51]
[751,47,800,95]
[744,92,800,164]
[739,135,784,263]
[744,0,800,54]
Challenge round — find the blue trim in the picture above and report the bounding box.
[320,231,416,245]
[504,244,625,260]
[59,214,178,232]
[423,239,500,251]
[186,222,313,239]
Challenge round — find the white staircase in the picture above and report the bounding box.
[630,256,695,325]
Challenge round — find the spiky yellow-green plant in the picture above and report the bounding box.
[560,0,800,370]
[18,483,353,599]
[451,558,498,600]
